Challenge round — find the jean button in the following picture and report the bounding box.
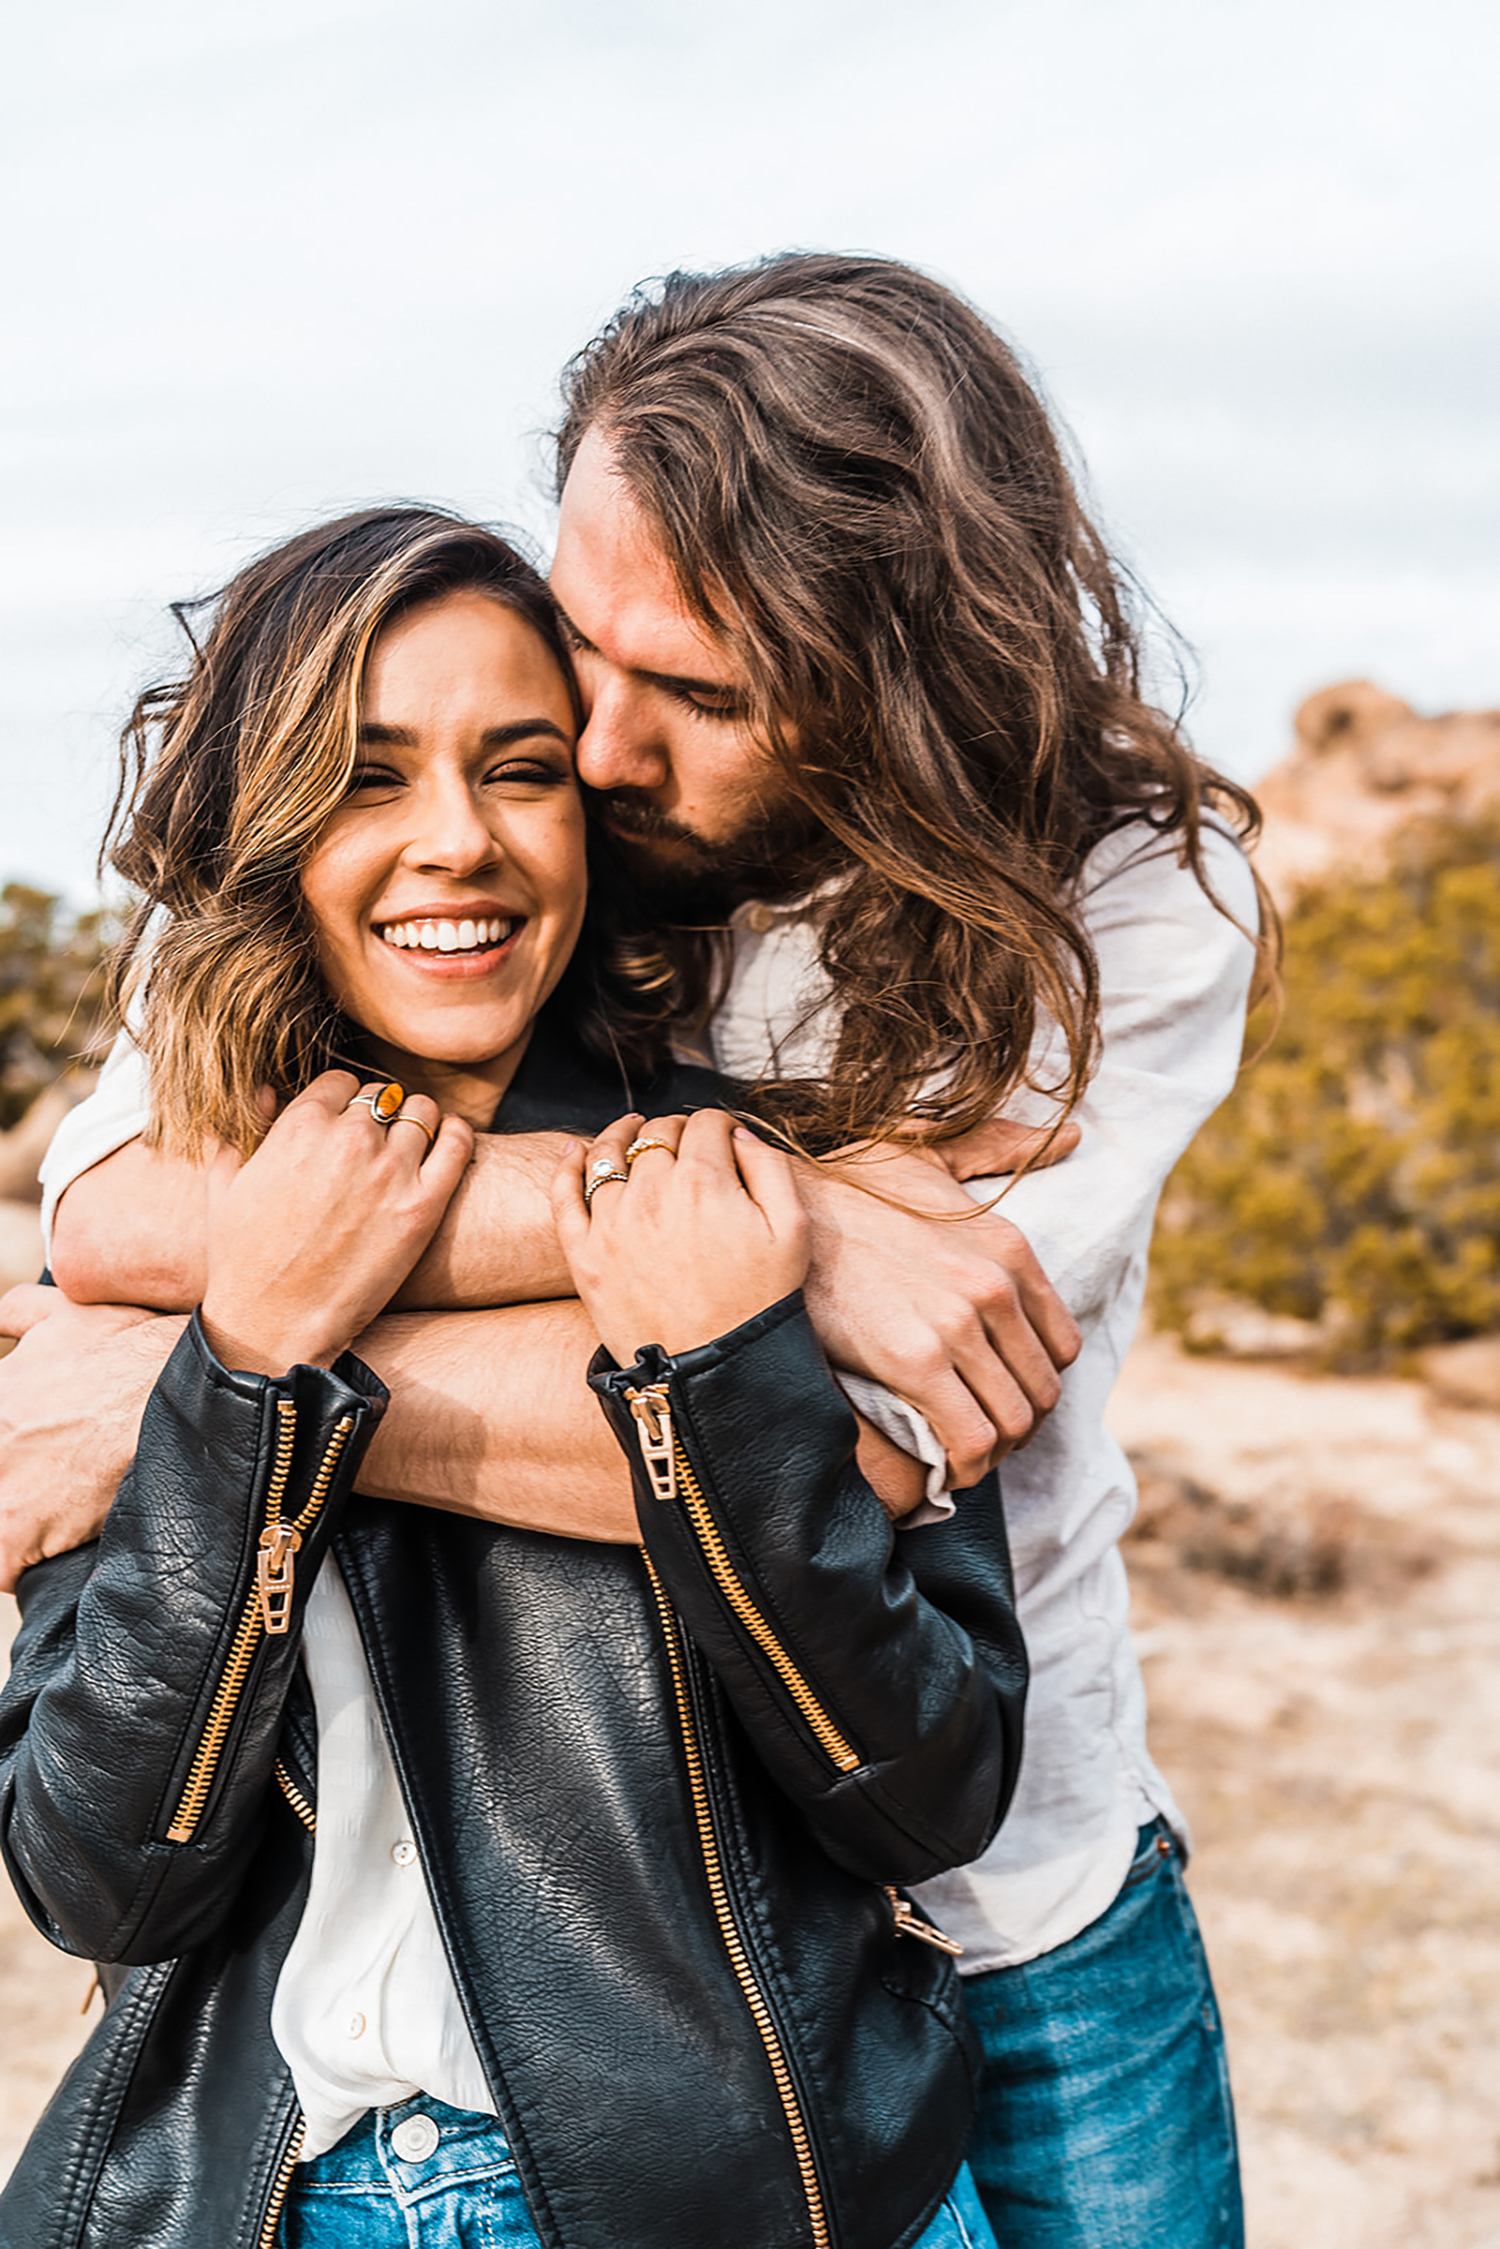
[391,2112,440,2162]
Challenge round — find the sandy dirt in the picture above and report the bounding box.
[3,1332,1500,2240]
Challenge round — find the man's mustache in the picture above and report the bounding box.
[586,789,716,858]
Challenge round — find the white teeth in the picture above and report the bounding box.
[377,916,515,953]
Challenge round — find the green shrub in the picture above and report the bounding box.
[0,885,115,1131]
[1150,817,1500,1364]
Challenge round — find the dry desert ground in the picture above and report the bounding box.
[3,1327,1500,2245]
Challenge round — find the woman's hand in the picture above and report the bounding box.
[552,1111,809,1367]
[199,1071,474,1375]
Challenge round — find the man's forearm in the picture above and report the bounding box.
[355,1300,637,1541]
[391,1133,574,1308]
[51,1130,578,1313]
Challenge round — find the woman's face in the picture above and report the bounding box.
[301,588,587,1118]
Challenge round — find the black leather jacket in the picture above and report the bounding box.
[0,1022,1027,2249]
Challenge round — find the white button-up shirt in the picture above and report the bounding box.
[37,812,1257,2109]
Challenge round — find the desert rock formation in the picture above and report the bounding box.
[1253,681,1500,903]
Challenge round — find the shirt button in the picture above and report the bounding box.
[744,902,776,934]
[391,2112,441,2162]
[348,2012,366,2038]
[391,1839,417,1868]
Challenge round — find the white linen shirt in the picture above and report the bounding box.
[37,815,1257,2077]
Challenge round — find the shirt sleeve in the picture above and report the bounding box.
[971,817,1259,1330]
[822,820,1259,1498]
[38,1029,153,1257]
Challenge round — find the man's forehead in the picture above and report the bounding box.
[551,428,739,684]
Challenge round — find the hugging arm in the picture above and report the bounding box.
[0,1326,382,1963]
[48,1119,574,1314]
[0,1287,926,1587]
[47,1033,1078,1484]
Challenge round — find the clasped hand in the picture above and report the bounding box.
[552,1110,809,1367]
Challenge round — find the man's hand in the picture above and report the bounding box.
[0,1285,185,1592]
[799,1144,1082,1488]
[934,1116,1081,1183]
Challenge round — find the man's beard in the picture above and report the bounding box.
[586,786,830,917]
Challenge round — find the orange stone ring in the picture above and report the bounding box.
[348,1081,406,1125]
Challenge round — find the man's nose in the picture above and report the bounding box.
[574,672,670,796]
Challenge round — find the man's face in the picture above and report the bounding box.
[550,426,812,899]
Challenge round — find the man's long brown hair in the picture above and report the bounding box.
[559,253,1274,1151]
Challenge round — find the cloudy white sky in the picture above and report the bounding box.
[4,0,1496,896]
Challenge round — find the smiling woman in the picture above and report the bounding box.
[103,509,661,1154]
[300,589,586,1127]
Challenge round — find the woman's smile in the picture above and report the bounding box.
[374,907,520,959]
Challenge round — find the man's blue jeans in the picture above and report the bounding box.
[278,2092,1000,2247]
[963,1818,1244,2249]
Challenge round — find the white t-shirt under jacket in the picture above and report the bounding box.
[38,814,1257,2142]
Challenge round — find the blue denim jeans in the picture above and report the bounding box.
[278,2092,998,2248]
[962,1818,1244,2249]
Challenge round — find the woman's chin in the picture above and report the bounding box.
[358,1000,535,1083]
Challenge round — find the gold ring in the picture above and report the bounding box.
[348,1081,405,1124]
[388,1110,436,1151]
[625,1137,677,1166]
[583,1160,630,1211]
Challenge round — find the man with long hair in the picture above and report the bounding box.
[5,254,1263,2245]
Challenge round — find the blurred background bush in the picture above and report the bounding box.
[0,885,113,1133]
[1152,814,1500,1364]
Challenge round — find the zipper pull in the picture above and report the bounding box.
[887,1887,965,1957]
[256,1524,303,1635]
[625,1383,677,1502]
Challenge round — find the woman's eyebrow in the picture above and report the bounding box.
[356,720,571,748]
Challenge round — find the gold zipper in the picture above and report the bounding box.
[166,1406,355,1845]
[624,1384,676,1501]
[628,1387,859,1774]
[643,1556,831,2249]
[274,1760,316,1834]
[885,1885,965,1956]
[257,2113,304,2249]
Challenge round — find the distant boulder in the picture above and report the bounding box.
[0,1078,91,1205]
[1254,682,1500,902]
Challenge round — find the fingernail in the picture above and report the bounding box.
[733,1126,755,1141]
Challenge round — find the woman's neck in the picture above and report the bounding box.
[360,1027,534,1131]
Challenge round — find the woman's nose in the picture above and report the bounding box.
[405,782,499,874]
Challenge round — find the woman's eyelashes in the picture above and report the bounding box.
[344,754,571,798]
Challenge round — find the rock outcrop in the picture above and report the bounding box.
[1253,681,1500,903]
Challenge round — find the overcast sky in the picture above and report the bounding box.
[3,0,1496,896]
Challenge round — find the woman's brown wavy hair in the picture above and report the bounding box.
[105,506,664,1155]
[559,252,1276,1151]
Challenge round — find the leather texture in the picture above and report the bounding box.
[0,1014,1028,2249]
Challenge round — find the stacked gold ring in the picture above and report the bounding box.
[388,1111,436,1152]
[624,1137,676,1166]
